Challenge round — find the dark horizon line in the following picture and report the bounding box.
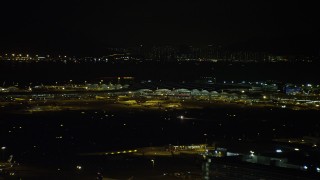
[1,47,319,58]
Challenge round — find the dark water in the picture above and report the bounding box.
[1,107,319,163]
[1,61,320,85]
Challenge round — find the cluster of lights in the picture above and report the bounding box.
[105,149,137,155]
[302,165,320,173]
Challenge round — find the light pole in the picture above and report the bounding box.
[1,146,6,161]
[69,80,73,88]
[151,159,155,168]
[204,133,208,144]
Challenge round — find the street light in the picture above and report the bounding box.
[151,159,155,168]
[204,133,208,144]
[1,146,6,161]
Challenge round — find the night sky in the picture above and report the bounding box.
[0,0,319,56]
